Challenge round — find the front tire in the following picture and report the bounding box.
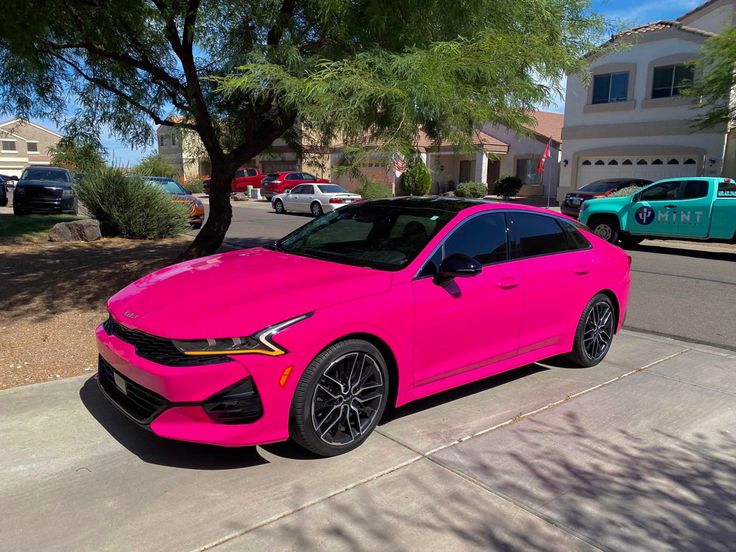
[13,205,27,216]
[566,293,616,367]
[291,339,389,457]
[274,199,285,214]
[590,218,620,244]
[311,202,323,217]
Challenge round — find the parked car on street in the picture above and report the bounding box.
[1,173,17,191]
[202,167,264,195]
[272,183,361,216]
[579,177,736,246]
[96,197,631,456]
[0,175,9,207]
[260,171,329,200]
[12,166,77,215]
[142,176,205,229]
[561,178,651,218]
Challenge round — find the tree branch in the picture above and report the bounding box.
[267,0,297,46]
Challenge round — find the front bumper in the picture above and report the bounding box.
[96,323,301,447]
[14,196,76,213]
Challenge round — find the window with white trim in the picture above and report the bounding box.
[1,140,17,152]
[592,72,629,104]
[27,141,39,153]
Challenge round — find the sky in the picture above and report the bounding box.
[33,0,707,165]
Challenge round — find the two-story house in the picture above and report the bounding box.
[0,119,61,177]
[558,0,735,202]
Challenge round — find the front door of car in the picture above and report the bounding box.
[285,184,311,211]
[411,212,522,387]
[627,180,682,236]
[672,180,712,238]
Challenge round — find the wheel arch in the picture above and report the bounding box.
[596,289,621,332]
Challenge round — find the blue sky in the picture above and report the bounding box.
[36,0,706,165]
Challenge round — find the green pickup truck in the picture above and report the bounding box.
[578,177,736,246]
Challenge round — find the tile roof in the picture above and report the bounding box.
[610,20,716,41]
[527,111,564,143]
[415,130,508,152]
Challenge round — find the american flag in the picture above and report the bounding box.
[392,152,407,177]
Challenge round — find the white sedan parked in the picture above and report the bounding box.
[272,183,362,216]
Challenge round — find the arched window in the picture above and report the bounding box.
[684,158,696,165]
[595,160,605,166]
[652,159,663,165]
[608,160,619,165]
[581,160,592,166]
[667,159,680,165]
[637,159,648,165]
[622,159,633,165]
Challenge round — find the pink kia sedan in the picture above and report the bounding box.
[96,197,630,456]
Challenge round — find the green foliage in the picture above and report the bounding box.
[356,179,391,200]
[133,153,179,179]
[492,176,523,199]
[74,167,189,239]
[400,159,432,196]
[608,185,641,198]
[49,136,106,173]
[686,27,736,128]
[183,178,204,194]
[455,182,488,198]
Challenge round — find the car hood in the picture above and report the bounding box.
[17,179,72,188]
[107,247,393,339]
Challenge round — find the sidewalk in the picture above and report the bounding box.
[1,331,734,551]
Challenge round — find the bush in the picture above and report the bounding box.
[75,167,190,239]
[356,179,391,199]
[184,178,204,194]
[608,185,641,198]
[455,182,488,198]
[133,153,179,179]
[492,175,523,199]
[399,158,432,196]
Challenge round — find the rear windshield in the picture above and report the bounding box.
[717,180,736,197]
[317,184,348,193]
[20,167,70,182]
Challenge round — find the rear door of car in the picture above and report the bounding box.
[671,180,713,238]
[506,212,596,355]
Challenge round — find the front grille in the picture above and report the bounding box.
[98,356,167,423]
[103,317,231,367]
[24,186,63,199]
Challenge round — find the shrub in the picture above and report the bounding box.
[492,175,523,199]
[133,153,179,179]
[75,167,190,239]
[399,158,432,196]
[184,178,204,194]
[455,182,488,198]
[356,178,391,199]
[608,185,642,198]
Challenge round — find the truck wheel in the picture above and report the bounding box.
[590,218,620,244]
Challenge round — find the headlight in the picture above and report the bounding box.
[62,188,74,198]
[172,313,312,357]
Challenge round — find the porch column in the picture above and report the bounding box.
[474,150,488,183]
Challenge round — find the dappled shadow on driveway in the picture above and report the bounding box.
[79,377,267,470]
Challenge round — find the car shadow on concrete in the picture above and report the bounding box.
[79,377,268,470]
[627,242,736,262]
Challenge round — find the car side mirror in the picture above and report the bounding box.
[434,253,482,287]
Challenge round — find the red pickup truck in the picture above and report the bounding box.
[203,167,264,194]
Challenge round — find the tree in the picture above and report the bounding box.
[134,153,179,179]
[686,27,736,128]
[400,158,432,196]
[49,136,106,173]
[0,1,604,259]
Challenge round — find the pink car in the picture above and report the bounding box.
[96,198,630,456]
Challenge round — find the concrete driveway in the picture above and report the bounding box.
[2,331,734,551]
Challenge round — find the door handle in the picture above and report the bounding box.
[664,205,677,209]
[574,265,590,275]
[498,277,519,290]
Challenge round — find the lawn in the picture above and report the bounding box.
[0,212,84,243]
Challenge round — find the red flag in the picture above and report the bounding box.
[536,139,551,175]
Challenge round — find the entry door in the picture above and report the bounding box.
[459,160,473,184]
[487,159,500,184]
[627,180,682,236]
[411,213,522,387]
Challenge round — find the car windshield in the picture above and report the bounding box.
[317,184,348,194]
[145,178,187,194]
[579,181,622,193]
[276,203,456,270]
[21,168,69,182]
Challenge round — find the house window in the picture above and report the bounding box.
[652,64,693,98]
[1,140,16,152]
[158,135,167,147]
[515,158,539,185]
[592,72,629,104]
[27,141,39,154]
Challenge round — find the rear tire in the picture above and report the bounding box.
[311,202,323,217]
[566,293,616,367]
[290,339,389,457]
[274,199,285,214]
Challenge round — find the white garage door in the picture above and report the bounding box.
[577,155,699,187]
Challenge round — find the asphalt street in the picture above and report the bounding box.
[195,199,736,350]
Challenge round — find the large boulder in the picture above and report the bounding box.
[48,219,101,242]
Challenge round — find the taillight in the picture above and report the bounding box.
[329,198,344,204]
[627,255,632,266]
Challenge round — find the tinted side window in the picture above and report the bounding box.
[246,169,258,176]
[285,173,300,180]
[291,185,307,194]
[641,181,681,201]
[683,180,709,199]
[423,213,508,275]
[559,219,591,250]
[508,212,570,259]
[717,180,736,197]
[302,173,317,180]
[235,170,246,178]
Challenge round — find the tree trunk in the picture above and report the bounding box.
[179,163,234,260]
